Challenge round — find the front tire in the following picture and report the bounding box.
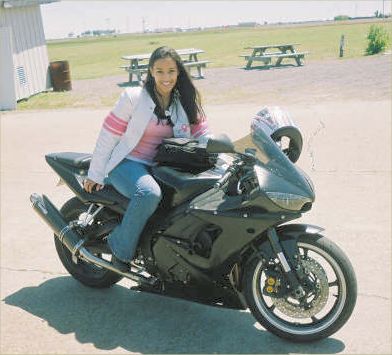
[54,197,123,288]
[243,233,357,342]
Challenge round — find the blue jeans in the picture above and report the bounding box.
[105,159,162,262]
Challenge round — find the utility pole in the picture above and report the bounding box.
[142,17,146,33]
[339,35,345,58]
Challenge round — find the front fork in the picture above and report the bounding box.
[265,228,305,299]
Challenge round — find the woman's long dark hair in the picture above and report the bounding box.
[144,46,205,125]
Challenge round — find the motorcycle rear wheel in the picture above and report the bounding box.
[54,197,123,288]
[243,233,357,342]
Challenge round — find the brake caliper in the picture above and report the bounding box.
[262,269,287,297]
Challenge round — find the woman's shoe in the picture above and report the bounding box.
[111,255,130,273]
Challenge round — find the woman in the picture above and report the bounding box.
[83,46,211,271]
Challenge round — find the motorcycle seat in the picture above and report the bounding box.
[46,152,219,208]
[46,152,92,169]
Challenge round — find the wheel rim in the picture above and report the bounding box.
[251,241,347,335]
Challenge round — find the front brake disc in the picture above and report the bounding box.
[272,257,329,318]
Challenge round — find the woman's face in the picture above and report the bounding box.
[150,57,179,98]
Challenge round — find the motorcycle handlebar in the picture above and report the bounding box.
[214,162,242,189]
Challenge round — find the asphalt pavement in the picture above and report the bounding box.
[0,96,391,353]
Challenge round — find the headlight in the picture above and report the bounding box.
[266,191,312,211]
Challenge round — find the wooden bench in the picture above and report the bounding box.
[120,61,211,82]
[183,60,210,78]
[119,64,148,83]
[121,48,210,84]
[242,44,308,69]
[242,52,308,66]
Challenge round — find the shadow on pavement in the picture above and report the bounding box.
[117,81,141,88]
[117,75,204,88]
[4,277,345,354]
[242,64,299,71]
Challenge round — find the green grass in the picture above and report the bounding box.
[17,19,391,110]
[47,19,392,80]
[17,91,85,110]
[17,90,121,110]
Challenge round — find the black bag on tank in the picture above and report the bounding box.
[154,137,218,172]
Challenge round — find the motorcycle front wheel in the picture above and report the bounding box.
[243,233,357,342]
[54,197,123,288]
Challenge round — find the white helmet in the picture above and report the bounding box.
[252,106,303,163]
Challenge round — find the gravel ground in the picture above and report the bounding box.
[71,53,391,108]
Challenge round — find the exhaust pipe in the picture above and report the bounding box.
[30,193,82,252]
[30,193,155,285]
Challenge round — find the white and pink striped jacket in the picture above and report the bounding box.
[88,87,211,184]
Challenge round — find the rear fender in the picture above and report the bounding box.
[46,154,128,212]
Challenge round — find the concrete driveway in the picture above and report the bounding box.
[1,63,391,353]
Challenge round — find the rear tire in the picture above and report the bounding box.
[54,197,123,288]
[243,233,357,342]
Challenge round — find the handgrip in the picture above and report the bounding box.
[214,165,237,189]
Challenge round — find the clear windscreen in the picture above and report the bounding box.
[233,124,307,187]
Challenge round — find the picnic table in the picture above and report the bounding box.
[121,48,210,84]
[241,43,308,69]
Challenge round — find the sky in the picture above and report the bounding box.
[40,0,391,39]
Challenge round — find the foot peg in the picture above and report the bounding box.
[111,255,130,273]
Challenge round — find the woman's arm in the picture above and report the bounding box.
[190,117,213,144]
[87,91,133,185]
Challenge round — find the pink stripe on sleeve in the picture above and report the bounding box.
[103,122,124,136]
[102,112,128,136]
[191,121,208,138]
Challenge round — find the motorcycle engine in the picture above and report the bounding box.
[192,225,222,258]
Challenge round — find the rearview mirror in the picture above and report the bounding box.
[206,134,235,153]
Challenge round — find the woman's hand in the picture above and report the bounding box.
[83,178,104,193]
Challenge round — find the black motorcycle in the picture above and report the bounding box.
[30,114,357,342]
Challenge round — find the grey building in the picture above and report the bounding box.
[0,0,58,110]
